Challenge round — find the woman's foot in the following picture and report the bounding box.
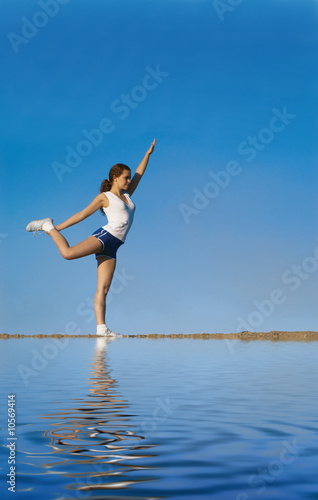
[96,325,122,338]
[26,218,54,233]
[105,327,122,338]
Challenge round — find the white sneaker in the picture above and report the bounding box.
[26,218,53,232]
[96,327,122,338]
[106,328,122,338]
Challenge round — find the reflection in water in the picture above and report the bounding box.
[38,338,160,498]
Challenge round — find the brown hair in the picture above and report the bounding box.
[100,163,131,214]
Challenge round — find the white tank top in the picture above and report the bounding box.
[102,191,136,242]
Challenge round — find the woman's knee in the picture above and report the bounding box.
[96,284,111,297]
[61,248,74,260]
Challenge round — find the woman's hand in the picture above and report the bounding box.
[147,139,156,156]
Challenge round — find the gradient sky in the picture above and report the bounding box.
[1,0,318,335]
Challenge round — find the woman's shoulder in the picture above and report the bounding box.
[99,191,110,207]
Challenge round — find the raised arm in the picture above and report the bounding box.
[55,193,108,231]
[127,139,156,196]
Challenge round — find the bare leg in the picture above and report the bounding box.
[48,228,102,260]
[94,257,116,325]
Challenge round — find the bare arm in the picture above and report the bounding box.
[55,193,108,231]
[127,139,156,196]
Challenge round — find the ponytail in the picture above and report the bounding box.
[99,163,131,215]
[100,178,111,193]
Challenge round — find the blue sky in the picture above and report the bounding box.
[1,0,318,335]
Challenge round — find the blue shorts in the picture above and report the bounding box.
[92,228,124,260]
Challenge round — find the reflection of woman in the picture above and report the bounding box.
[40,337,157,495]
[26,140,156,336]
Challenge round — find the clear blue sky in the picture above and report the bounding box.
[1,0,318,335]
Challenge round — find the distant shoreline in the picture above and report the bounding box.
[1,332,318,341]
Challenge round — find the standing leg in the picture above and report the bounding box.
[94,257,116,326]
[47,228,102,260]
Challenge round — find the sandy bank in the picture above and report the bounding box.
[1,331,318,341]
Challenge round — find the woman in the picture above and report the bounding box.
[26,139,156,337]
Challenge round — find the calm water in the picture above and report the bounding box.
[0,337,318,500]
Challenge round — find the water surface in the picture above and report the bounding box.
[0,337,318,499]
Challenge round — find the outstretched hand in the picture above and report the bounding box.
[147,139,156,156]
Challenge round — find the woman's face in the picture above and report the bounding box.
[115,170,131,190]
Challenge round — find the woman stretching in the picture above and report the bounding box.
[26,139,156,337]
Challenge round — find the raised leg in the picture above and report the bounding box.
[94,257,116,325]
[48,228,102,260]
